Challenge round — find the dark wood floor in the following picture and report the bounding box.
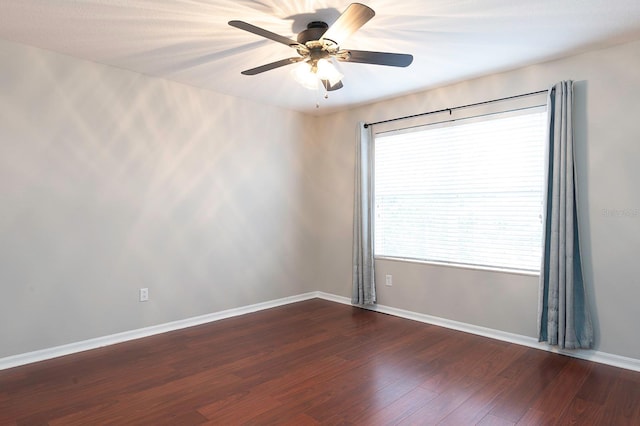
[1,299,639,425]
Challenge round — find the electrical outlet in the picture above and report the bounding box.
[385,274,393,287]
[139,288,149,302]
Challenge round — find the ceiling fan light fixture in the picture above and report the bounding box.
[291,59,343,90]
[316,58,343,86]
[291,61,320,90]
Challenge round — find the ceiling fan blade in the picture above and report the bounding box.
[229,20,301,47]
[321,3,375,45]
[241,57,305,75]
[321,79,344,91]
[338,50,413,67]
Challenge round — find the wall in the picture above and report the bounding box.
[310,38,640,360]
[2,35,639,364]
[0,39,317,358]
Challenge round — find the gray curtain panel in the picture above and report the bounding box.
[352,123,376,305]
[538,81,594,349]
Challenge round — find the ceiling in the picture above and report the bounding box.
[1,1,640,114]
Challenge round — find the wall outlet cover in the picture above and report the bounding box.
[385,275,393,286]
[139,288,149,302]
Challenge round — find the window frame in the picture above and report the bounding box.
[372,102,548,276]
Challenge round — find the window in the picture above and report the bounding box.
[374,107,547,273]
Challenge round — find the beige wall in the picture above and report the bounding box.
[0,39,317,358]
[309,38,640,360]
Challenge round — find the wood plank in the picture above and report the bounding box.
[518,357,593,423]
[398,375,485,425]
[438,376,512,425]
[488,349,570,422]
[358,385,440,425]
[478,413,516,425]
[574,362,620,404]
[600,376,640,425]
[555,396,604,424]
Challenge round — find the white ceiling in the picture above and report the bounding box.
[2,0,640,114]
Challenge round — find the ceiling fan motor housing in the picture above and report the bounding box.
[297,21,329,44]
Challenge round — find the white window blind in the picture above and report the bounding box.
[374,108,547,272]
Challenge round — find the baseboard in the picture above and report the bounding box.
[0,292,318,371]
[3,291,639,373]
[314,292,640,372]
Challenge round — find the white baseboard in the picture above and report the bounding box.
[314,292,640,372]
[2,291,639,373]
[0,292,318,371]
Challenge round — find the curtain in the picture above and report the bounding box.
[538,81,594,349]
[352,122,376,305]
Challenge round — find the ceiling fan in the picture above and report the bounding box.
[228,3,413,93]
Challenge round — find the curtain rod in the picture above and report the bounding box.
[363,89,548,128]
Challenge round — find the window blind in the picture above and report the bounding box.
[374,108,547,272]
